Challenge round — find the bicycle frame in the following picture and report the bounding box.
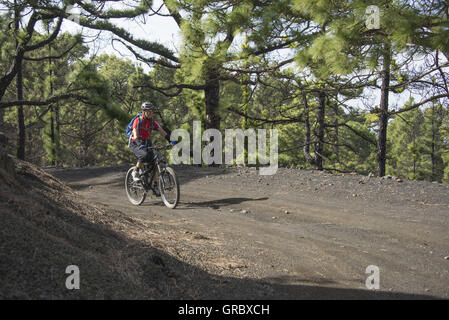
[137,146,169,192]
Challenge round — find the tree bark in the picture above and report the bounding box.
[431,132,435,180]
[314,92,326,171]
[16,63,25,160]
[0,10,38,101]
[55,101,60,166]
[15,4,25,160]
[204,67,220,132]
[0,50,25,102]
[303,94,315,166]
[204,67,221,162]
[241,74,249,166]
[332,102,340,164]
[50,106,56,165]
[0,107,4,127]
[377,43,391,177]
[49,51,56,166]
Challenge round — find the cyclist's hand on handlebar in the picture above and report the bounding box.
[139,145,148,150]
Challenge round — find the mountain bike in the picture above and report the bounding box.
[125,144,180,209]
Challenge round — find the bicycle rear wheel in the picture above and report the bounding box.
[125,166,146,205]
[158,166,179,209]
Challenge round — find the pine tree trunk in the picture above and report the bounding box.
[50,106,56,165]
[431,106,436,181]
[0,50,24,102]
[56,102,60,166]
[49,54,56,166]
[333,102,340,164]
[204,68,220,131]
[0,108,4,127]
[314,92,326,171]
[82,107,88,167]
[377,43,391,177]
[14,2,25,160]
[16,50,25,160]
[242,94,248,166]
[204,67,220,163]
[241,59,249,166]
[303,94,315,166]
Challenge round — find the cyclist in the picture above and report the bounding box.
[129,102,174,195]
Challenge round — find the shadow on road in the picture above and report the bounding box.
[68,178,123,191]
[179,197,269,210]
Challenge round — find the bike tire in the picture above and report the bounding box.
[158,166,180,209]
[125,166,146,206]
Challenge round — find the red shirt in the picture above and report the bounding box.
[132,116,160,141]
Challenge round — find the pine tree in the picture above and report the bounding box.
[290,0,449,177]
[421,104,447,182]
[441,109,449,183]
[388,102,425,180]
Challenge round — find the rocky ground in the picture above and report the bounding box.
[1,159,448,299]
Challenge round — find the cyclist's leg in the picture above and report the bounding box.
[130,142,147,176]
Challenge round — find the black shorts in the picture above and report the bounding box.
[130,140,154,163]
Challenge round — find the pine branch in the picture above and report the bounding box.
[23,39,80,62]
[0,94,88,109]
[387,62,449,91]
[388,94,449,116]
[332,123,377,147]
[223,59,295,74]
[228,107,303,125]
[134,82,207,97]
[112,39,180,69]
[74,0,149,19]
[163,0,184,27]
[24,16,63,51]
[66,9,179,63]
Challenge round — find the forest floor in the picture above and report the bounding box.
[1,160,449,299]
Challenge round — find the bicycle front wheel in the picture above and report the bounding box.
[158,166,179,209]
[125,166,146,205]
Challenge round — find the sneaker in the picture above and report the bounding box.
[153,182,161,196]
[132,169,141,182]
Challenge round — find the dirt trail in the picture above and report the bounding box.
[49,165,449,299]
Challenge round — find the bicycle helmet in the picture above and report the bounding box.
[141,101,155,110]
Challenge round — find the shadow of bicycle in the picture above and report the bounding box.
[177,197,269,210]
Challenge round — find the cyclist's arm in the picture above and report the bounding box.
[131,118,139,142]
[157,126,175,144]
[156,126,168,138]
